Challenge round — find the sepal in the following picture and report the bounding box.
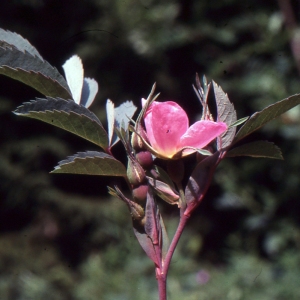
[147,177,180,206]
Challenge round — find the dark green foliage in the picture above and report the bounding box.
[0,31,71,99]
[14,97,109,150]
[226,140,283,159]
[1,0,300,298]
[52,151,126,176]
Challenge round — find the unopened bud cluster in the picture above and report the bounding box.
[127,125,154,205]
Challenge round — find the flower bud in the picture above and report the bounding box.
[147,177,180,206]
[132,184,148,203]
[131,123,149,151]
[127,156,146,186]
[108,185,145,223]
[136,151,153,170]
[129,200,145,222]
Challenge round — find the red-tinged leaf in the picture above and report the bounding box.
[233,94,300,144]
[185,151,220,216]
[144,189,159,245]
[226,141,283,160]
[133,226,159,266]
[213,81,237,149]
[51,151,126,176]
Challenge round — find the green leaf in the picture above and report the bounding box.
[0,44,71,99]
[233,94,300,144]
[213,81,237,149]
[226,141,283,160]
[228,116,249,128]
[14,97,108,150]
[0,28,43,59]
[51,151,126,176]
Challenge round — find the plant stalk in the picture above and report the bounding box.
[156,214,189,300]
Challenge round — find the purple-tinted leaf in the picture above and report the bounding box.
[185,151,220,216]
[0,45,71,99]
[144,189,159,245]
[213,81,237,149]
[14,97,108,149]
[233,94,300,144]
[159,214,169,261]
[133,227,159,266]
[51,151,126,176]
[226,141,283,160]
[133,189,162,266]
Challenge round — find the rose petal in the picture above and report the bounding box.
[145,101,188,157]
[179,120,227,151]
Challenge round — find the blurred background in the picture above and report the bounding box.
[1,0,300,299]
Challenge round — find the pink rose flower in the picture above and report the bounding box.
[143,101,227,159]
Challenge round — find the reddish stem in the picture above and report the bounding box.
[156,214,189,300]
[156,151,225,299]
[156,266,167,300]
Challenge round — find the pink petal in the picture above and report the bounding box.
[179,120,227,151]
[145,101,189,157]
